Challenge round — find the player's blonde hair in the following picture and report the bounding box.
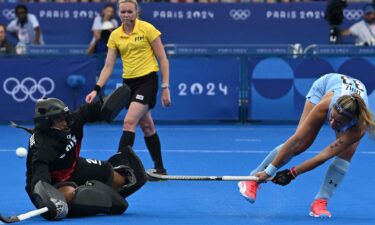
[118,0,139,13]
[335,93,375,138]
[118,0,140,19]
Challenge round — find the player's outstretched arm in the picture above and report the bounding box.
[258,100,329,183]
[273,127,363,186]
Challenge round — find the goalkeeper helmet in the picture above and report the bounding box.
[34,98,70,132]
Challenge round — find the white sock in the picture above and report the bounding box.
[315,157,350,200]
[250,144,286,176]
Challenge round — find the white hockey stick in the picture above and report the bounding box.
[0,207,48,223]
[146,169,268,181]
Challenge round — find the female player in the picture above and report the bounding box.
[239,73,375,218]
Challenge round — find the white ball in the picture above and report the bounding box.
[16,147,28,158]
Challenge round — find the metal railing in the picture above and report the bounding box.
[15,43,375,57]
[164,43,303,57]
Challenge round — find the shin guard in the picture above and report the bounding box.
[69,180,128,217]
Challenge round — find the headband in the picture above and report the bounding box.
[333,103,354,118]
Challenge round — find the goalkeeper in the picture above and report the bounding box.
[19,85,147,221]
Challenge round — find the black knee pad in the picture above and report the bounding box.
[108,146,147,198]
[69,180,128,217]
[54,181,78,189]
[113,165,137,189]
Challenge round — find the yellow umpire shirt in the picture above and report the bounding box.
[107,19,161,79]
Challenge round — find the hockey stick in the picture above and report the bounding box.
[0,207,48,223]
[146,169,268,181]
[9,121,34,134]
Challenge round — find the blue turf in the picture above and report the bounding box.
[0,124,374,225]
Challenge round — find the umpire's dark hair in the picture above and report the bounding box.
[103,3,116,10]
[0,23,5,30]
[101,3,116,20]
[15,4,28,14]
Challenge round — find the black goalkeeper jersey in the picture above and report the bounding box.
[25,101,103,194]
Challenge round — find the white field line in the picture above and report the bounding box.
[0,149,374,154]
[88,127,299,131]
[235,138,262,142]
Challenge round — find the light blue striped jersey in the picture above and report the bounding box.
[306,73,369,132]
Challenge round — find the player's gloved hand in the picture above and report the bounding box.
[272,167,298,186]
[255,171,271,183]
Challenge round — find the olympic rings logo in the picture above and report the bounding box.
[3,77,55,102]
[2,9,15,20]
[230,9,251,21]
[343,9,363,21]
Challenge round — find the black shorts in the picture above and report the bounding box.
[68,157,113,186]
[123,72,158,109]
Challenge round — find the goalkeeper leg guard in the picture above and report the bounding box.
[31,181,69,221]
[69,180,128,217]
[100,84,131,123]
[108,146,147,198]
